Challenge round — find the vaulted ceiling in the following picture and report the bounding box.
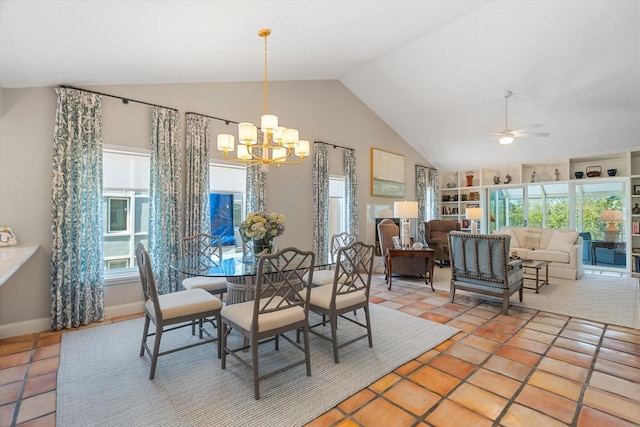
[1,0,638,171]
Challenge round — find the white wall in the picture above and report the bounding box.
[0,81,432,336]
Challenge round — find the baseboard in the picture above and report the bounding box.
[0,317,51,339]
[0,302,145,339]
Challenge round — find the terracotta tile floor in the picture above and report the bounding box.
[1,275,639,427]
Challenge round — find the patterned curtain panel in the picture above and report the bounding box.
[149,107,182,294]
[429,168,440,220]
[50,88,105,330]
[415,165,428,243]
[345,148,359,236]
[246,134,266,214]
[313,143,329,260]
[184,113,211,238]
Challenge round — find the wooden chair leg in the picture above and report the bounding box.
[216,314,222,359]
[149,328,162,380]
[303,326,311,376]
[221,322,228,369]
[331,313,340,363]
[502,293,509,315]
[364,305,373,348]
[252,335,260,400]
[140,315,150,357]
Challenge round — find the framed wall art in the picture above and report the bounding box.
[371,148,405,197]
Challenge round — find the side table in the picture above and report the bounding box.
[386,247,435,291]
[590,240,625,266]
[520,259,550,293]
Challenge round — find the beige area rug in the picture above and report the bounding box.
[57,304,458,427]
[413,265,639,329]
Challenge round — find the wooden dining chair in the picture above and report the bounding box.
[308,241,375,363]
[181,233,228,300]
[305,232,356,287]
[135,243,223,379]
[220,247,315,399]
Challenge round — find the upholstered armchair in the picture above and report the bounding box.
[448,232,523,315]
[377,219,426,280]
[425,220,461,267]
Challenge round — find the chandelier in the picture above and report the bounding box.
[216,29,310,167]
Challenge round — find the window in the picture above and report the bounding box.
[210,163,246,249]
[107,259,129,269]
[103,149,150,275]
[328,176,346,249]
[108,198,129,232]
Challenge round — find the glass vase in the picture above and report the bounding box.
[252,239,274,257]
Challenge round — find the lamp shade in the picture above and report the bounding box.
[466,207,484,220]
[216,134,234,152]
[599,209,623,222]
[394,201,418,219]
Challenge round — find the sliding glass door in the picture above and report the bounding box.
[574,180,626,269]
[488,187,525,233]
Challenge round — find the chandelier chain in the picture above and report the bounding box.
[263,30,269,115]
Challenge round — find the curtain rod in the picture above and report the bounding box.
[416,164,438,171]
[185,111,238,125]
[59,85,178,112]
[314,140,353,151]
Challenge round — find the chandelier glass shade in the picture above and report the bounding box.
[216,29,310,167]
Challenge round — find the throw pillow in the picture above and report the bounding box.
[521,228,542,249]
[495,229,519,248]
[546,230,579,253]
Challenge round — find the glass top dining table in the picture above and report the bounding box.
[170,250,333,304]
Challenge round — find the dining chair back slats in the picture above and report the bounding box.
[308,241,375,363]
[182,233,222,271]
[220,246,315,399]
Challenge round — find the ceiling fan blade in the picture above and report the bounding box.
[514,132,550,138]
[484,132,507,136]
[512,124,542,133]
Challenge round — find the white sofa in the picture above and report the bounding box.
[494,227,584,280]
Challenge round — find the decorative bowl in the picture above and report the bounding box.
[607,168,617,176]
[574,171,584,179]
[412,242,424,250]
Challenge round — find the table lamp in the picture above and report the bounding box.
[599,209,623,242]
[466,207,483,234]
[394,201,418,248]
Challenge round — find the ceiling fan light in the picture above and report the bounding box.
[500,135,514,145]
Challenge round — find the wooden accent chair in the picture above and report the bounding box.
[447,232,523,315]
[425,220,461,267]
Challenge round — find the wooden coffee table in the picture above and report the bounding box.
[385,247,435,291]
[520,259,550,293]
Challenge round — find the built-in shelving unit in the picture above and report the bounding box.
[629,151,640,276]
[440,149,640,270]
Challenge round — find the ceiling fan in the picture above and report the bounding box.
[486,91,550,144]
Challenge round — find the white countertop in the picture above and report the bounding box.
[0,245,39,286]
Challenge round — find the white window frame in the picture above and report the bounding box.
[107,197,130,233]
[103,146,150,284]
